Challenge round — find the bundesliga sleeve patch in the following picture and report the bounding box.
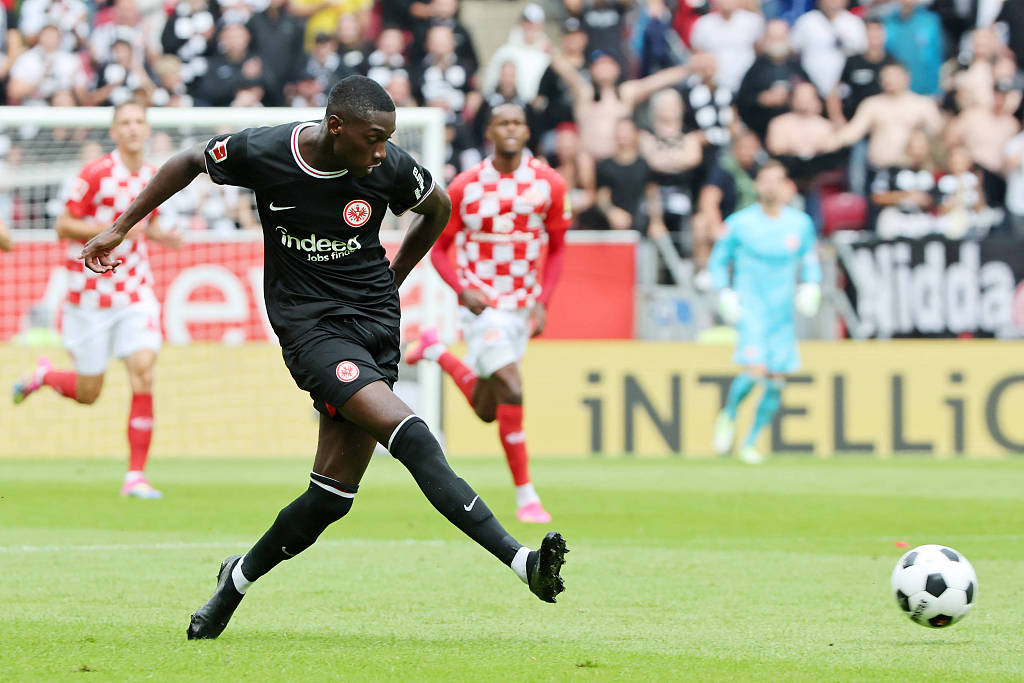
[208,137,230,163]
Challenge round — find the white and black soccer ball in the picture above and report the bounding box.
[891,544,977,628]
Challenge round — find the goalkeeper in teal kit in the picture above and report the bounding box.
[708,160,822,464]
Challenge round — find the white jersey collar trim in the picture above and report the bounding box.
[291,122,349,179]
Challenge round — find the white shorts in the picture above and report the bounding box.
[460,306,531,378]
[62,301,162,376]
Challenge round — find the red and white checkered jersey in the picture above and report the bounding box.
[63,151,158,309]
[445,155,570,310]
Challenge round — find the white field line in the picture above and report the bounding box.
[0,538,449,554]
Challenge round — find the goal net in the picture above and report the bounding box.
[0,106,455,459]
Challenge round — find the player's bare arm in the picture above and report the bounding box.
[81,142,207,273]
[55,211,116,242]
[389,184,451,289]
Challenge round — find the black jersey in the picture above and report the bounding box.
[204,122,434,344]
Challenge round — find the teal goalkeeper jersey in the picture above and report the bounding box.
[708,204,822,325]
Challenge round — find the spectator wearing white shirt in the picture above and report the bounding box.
[482,3,550,102]
[18,0,89,52]
[689,0,765,94]
[6,24,89,105]
[791,0,867,95]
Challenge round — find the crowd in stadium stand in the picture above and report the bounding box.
[2,0,1024,265]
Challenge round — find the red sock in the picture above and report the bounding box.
[128,393,154,472]
[438,351,477,406]
[43,370,78,400]
[496,404,530,486]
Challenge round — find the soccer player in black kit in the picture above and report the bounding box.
[80,76,568,640]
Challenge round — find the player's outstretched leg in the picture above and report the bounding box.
[389,415,568,601]
[740,377,783,465]
[187,473,357,639]
[12,357,78,404]
[713,372,757,454]
[405,328,478,405]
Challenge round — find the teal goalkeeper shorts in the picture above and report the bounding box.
[734,314,800,374]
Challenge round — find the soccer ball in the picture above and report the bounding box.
[891,544,977,628]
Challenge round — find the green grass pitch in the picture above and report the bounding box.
[3,456,1024,681]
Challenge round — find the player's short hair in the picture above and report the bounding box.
[112,101,147,123]
[484,101,527,129]
[756,158,787,177]
[326,75,396,123]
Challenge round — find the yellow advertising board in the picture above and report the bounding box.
[443,341,1024,458]
[4,340,1023,459]
[1,345,317,459]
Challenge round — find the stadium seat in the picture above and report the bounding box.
[821,192,867,235]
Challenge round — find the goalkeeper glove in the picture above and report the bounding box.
[795,282,821,317]
[718,288,741,324]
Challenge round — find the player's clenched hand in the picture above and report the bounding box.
[80,228,126,273]
[530,302,547,337]
[459,288,489,315]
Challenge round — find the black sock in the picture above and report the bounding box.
[240,473,356,582]
[388,416,521,565]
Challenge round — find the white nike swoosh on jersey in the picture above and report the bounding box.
[269,202,296,211]
[281,546,296,557]
[463,495,479,512]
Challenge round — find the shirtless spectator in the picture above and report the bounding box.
[639,88,705,245]
[689,0,764,94]
[826,63,944,170]
[945,86,1020,210]
[870,128,937,238]
[945,28,1017,114]
[766,82,834,158]
[736,20,809,141]
[692,130,762,282]
[552,50,689,160]
[596,118,655,231]
[790,0,866,96]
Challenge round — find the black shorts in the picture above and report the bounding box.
[281,316,400,421]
